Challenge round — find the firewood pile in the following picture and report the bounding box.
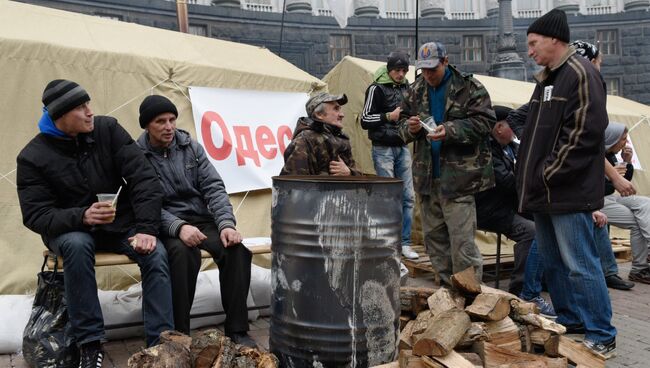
[396,267,607,368]
[127,329,278,368]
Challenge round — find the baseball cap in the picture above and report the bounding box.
[305,93,348,117]
[415,42,447,69]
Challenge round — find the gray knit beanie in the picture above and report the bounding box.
[42,79,91,120]
[604,122,626,151]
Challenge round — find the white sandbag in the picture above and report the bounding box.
[0,294,34,354]
[249,264,271,317]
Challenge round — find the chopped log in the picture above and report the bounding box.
[419,356,445,368]
[232,355,256,368]
[451,267,481,294]
[399,320,416,350]
[412,309,471,357]
[212,336,237,368]
[191,329,225,368]
[400,315,412,330]
[517,314,566,335]
[484,317,521,351]
[371,362,399,368]
[456,322,489,349]
[427,288,465,317]
[465,293,511,321]
[401,287,437,315]
[529,328,552,346]
[160,330,192,350]
[236,347,279,368]
[558,336,605,368]
[477,342,567,368]
[480,285,520,301]
[509,299,539,318]
[127,340,192,368]
[398,350,427,368]
[544,335,560,358]
[428,350,476,368]
[520,324,532,353]
[459,352,484,368]
[412,310,434,335]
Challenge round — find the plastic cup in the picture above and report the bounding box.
[97,193,117,222]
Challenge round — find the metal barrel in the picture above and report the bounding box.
[270,175,402,368]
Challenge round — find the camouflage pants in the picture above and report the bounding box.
[419,183,483,286]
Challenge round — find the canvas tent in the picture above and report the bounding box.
[0,0,325,294]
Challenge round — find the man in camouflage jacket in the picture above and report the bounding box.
[398,42,495,285]
[280,92,361,176]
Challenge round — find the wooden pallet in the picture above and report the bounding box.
[611,238,632,263]
[401,245,515,279]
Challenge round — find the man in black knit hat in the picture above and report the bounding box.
[517,9,617,358]
[16,80,174,367]
[137,95,256,348]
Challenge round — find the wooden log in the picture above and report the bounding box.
[127,340,192,368]
[401,287,438,315]
[509,299,539,318]
[529,328,552,346]
[236,347,279,368]
[400,315,412,331]
[451,267,482,294]
[517,314,566,335]
[371,362,399,368]
[232,355,256,368]
[160,330,192,350]
[459,352,484,368]
[480,285,520,301]
[191,329,224,368]
[477,342,567,368]
[420,356,445,368]
[427,287,465,317]
[465,293,511,321]
[412,310,434,335]
[425,350,476,368]
[398,350,427,368]
[484,317,522,351]
[412,309,471,357]
[212,336,237,368]
[544,335,560,358]
[557,336,605,368]
[456,322,490,349]
[399,320,416,350]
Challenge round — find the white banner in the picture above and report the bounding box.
[189,87,309,193]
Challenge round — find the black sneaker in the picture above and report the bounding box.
[78,341,104,368]
[564,324,586,342]
[583,338,616,359]
[226,332,257,348]
[605,274,635,290]
[629,268,650,285]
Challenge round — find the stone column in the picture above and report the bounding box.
[487,0,499,18]
[624,0,650,11]
[212,0,241,7]
[285,0,312,13]
[490,0,526,81]
[354,0,379,17]
[420,0,445,19]
[553,0,580,15]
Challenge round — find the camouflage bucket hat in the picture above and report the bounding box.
[306,92,348,116]
[416,42,447,69]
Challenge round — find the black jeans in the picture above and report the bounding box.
[160,219,252,334]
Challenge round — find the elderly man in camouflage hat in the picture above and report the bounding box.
[280,92,361,176]
[398,41,495,286]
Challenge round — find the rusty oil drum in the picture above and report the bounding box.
[269,176,402,367]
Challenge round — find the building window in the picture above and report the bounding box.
[329,35,352,63]
[95,13,122,21]
[462,35,483,62]
[586,0,614,15]
[605,78,620,96]
[314,0,332,16]
[450,0,475,20]
[397,35,415,61]
[244,0,273,12]
[189,25,208,37]
[386,0,409,19]
[596,30,618,55]
[516,0,542,18]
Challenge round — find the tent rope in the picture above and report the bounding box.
[0,168,16,188]
[629,115,649,132]
[105,77,170,115]
[233,190,250,216]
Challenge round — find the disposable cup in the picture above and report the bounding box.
[97,193,117,222]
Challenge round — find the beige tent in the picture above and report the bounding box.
[323,56,650,258]
[0,0,325,294]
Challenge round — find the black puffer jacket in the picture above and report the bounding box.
[360,67,409,146]
[16,116,162,244]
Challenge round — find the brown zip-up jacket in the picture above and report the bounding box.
[516,48,608,214]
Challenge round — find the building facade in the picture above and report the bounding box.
[15,0,650,104]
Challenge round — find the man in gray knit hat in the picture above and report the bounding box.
[17,79,174,368]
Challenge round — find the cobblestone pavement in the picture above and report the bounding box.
[2,261,649,367]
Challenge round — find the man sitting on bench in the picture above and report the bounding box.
[16,80,174,367]
[136,95,256,348]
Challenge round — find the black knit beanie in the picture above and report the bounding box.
[527,8,570,43]
[493,106,513,123]
[139,95,178,128]
[42,79,91,120]
[387,51,410,71]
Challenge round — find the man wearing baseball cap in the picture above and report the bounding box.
[398,41,496,286]
[16,80,174,367]
[280,92,361,176]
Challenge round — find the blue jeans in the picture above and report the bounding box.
[595,225,619,278]
[372,145,414,246]
[48,231,174,347]
[533,212,616,343]
[519,239,544,300]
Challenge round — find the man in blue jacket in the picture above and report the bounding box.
[17,80,174,368]
[137,95,255,347]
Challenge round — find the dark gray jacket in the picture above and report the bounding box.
[137,129,236,237]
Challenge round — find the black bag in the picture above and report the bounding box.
[22,255,80,368]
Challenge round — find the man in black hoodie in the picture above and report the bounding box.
[16,80,174,367]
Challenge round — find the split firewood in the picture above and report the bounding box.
[399,320,416,350]
[476,342,568,368]
[191,329,224,368]
[456,322,489,349]
[419,356,445,368]
[127,340,192,368]
[237,347,279,368]
[484,317,522,351]
[465,293,511,321]
[529,327,552,346]
[398,350,427,368]
[411,310,434,335]
[212,336,237,368]
[371,362,399,368]
[451,267,482,294]
[459,352,484,368]
[160,330,193,350]
[400,315,412,330]
[427,287,465,317]
[516,314,566,335]
[425,351,475,368]
[558,336,605,368]
[544,335,560,358]
[401,287,437,315]
[412,309,471,357]
[232,355,256,368]
[480,285,520,301]
[509,299,539,318]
